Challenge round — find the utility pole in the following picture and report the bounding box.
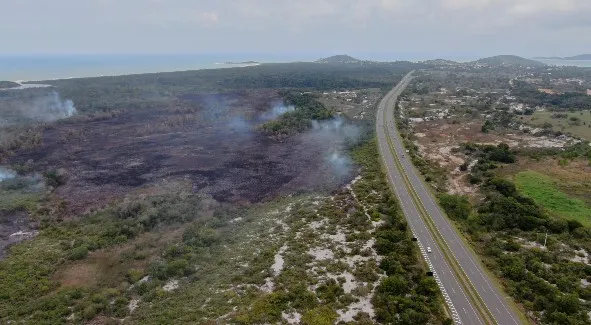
[543,231,548,248]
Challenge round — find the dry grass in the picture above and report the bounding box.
[53,226,185,290]
[524,111,591,141]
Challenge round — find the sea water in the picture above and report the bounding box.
[0,54,316,82]
[535,59,591,68]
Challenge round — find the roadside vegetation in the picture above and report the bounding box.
[397,66,591,325]
[515,171,591,227]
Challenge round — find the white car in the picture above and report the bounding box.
[427,246,432,253]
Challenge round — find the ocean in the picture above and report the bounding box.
[535,59,591,67]
[0,54,321,82]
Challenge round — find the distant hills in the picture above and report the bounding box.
[314,54,553,68]
[473,55,546,67]
[315,55,362,64]
[422,59,459,66]
[535,54,591,61]
[0,81,19,89]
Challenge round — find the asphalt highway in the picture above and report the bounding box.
[376,71,521,325]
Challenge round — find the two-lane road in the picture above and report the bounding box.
[376,72,522,325]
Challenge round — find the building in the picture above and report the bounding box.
[587,89,591,96]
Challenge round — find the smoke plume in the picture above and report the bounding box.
[261,102,295,120]
[302,116,362,180]
[24,91,77,121]
[0,167,16,182]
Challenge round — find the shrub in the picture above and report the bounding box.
[68,246,89,260]
[301,306,338,325]
[439,194,472,220]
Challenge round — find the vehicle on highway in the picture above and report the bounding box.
[427,246,432,253]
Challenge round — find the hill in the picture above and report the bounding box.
[315,55,362,64]
[0,81,19,89]
[422,59,460,66]
[564,54,591,60]
[535,54,591,60]
[474,55,546,67]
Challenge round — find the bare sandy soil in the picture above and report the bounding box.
[412,119,575,195]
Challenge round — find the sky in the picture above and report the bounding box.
[2,0,591,60]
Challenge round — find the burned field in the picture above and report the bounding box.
[6,90,361,215]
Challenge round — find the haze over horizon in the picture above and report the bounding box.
[2,0,591,59]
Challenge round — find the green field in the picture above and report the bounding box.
[515,170,591,226]
[525,111,591,141]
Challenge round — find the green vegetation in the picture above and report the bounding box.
[36,62,417,115]
[525,111,591,141]
[259,92,334,137]
[315,55,362,64]
[512,81,591,111]
[515,171,591,227]
[353,141,447,324]
[438,194,472,221]
[446,144,591,324]
[0,139,448,324]
[459,142,516,185]
[0,176,44,212]
[474,55,546,67]
[400,64,591,325]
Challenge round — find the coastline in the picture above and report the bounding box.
[0,55,270,82]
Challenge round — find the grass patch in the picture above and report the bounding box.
[515,170,591,227]
[525,111,591,141]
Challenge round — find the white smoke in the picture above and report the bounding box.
[312,117,360,139]
[19,91,77,122]
[228,116,250,132]
[327,151,353,177]
[0,167,16,182]
[302,116,362,178]
[261,103,295,120]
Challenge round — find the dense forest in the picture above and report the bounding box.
[31,62,419,114]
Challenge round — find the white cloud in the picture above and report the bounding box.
[197,11,219,25]
[1,0,590,56]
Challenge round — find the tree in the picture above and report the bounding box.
[439,194,472,220]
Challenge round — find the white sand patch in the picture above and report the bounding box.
[9,231,39,238]
[371,220,385,229]
[163,279,179,292]
[517,237,547,251]
[261,277,274,293]
[570,249,589,264]
[326,230,347,244]
[272,245,288,276]
[282,311,302,324]
[128,299,140,313]
[309,248,334,261]
[276,219,290,232]
[339,272,357,294]
[309,220,326,230]
[345,255,372,268]
[285,203,294,213]
[262,245,288,293]
[363,238,375,250]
